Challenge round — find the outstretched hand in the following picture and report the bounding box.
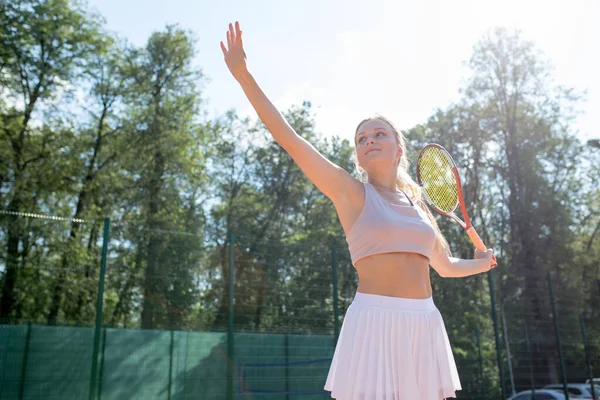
[220,21,247,80]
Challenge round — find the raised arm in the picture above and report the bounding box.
[220,22,358,202]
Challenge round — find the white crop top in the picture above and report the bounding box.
[345,182,437,265]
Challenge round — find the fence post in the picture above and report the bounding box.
[501,299,516,397]
[183,331,189,397]
[227,232,236,400]
[475,327,485,399]
[89,217,110,400]
[285,333,289,400]
[524,321,535,397]
[237,361,244,400]
[168,328,174,400]
[331,247,340,343]
[99,328,107,400]
[547,271,569,400]
[487,270,506,400]
[18,321,32,400]
[579,315,596,400]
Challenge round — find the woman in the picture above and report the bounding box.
[220,21,495,400]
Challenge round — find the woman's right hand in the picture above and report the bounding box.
[220,21,248,80]
[474,248,497,271]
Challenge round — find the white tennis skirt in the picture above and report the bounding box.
[324,292,461,400]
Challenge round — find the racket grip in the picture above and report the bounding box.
[466,227,487,251]
[467,227,498,268]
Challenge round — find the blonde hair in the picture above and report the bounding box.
[353,115,451,256]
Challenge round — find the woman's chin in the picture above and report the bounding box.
[361,160,396,175]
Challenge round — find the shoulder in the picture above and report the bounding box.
[330,178,368,236]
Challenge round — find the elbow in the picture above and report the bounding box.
[431,257,454,278]
[431,253,460,278]
[279,133,301,155]
[434,265,452,278]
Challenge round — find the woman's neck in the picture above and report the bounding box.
[367,174,398,193]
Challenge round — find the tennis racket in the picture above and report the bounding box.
[416,143,497,268]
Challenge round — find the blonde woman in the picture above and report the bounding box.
[220,21,495,400]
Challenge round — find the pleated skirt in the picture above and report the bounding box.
[324,292,461,400]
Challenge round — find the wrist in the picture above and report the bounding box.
[478,258,491,273]
[234,69,252,84]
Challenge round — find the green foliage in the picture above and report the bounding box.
[405,27,599,392]
[0,4,598,398]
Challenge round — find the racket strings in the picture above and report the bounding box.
[418,148,459,213]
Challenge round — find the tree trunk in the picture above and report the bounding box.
[502,98,557,385]
[111,247,144,327]
[72,220,100,323]
[48,106,108,324]
[2,83,47,322]
[141,150,165,329]
[0,201,21,322]
[47,193,85,324]
[212,241,230,330]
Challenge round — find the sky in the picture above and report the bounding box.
[87,0,600,144]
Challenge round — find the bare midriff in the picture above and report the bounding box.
[354,252,433,299]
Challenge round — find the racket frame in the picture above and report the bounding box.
[416,143,492,257]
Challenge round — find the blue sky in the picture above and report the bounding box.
[87,0,600,144]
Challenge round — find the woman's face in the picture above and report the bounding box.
[355,119,402,174]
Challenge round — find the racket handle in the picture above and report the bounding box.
[466,227,486,251]
[467,227,498,268]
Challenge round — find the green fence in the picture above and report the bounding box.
[0,324,334,400]
[0,211,598,399]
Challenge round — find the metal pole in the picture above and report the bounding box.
[285,333,289,400]
[168,329,174,400]
[487,270,506,400]
[579,315,596,400]
[524,321,535,397]
[547,271,569,400]
[89,217,110,400]
[98,328,107,400]
[501,301,516,396]
[237,362,244,400]
[476,327,485,399]
[18,321,32,400]
[182,331,188,398]
[331,247,340,343]
[227,233,235,400]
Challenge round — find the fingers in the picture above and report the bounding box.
[235,21,242,39]
[475,248,497,271]
[236,22,244,48]
[222,22,244,58]
[489,250,497,270]
[229,23,235,45]
[474,248,488,258]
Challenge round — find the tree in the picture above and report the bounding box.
[124,25,207,329]
[407,28,589,388]
[0,0,102,321]
[46,35,133,324]
[204,102,356,333]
